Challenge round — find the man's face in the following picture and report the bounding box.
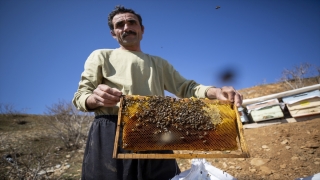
[111,13,144,47]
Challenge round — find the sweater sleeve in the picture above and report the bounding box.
[72,50,109,112]
[161,59,213,98]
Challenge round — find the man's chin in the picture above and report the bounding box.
[121,40,139,45]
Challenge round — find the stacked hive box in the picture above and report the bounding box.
[282,90,320,118]
[246,98,284,122]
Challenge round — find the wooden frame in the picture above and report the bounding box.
[113,97,250,159]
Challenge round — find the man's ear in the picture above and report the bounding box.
[111,30,116,37]
[141,25,145,34]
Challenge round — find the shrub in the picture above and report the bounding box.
[44,100,93,149]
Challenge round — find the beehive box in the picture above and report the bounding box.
[113,95,250,159]
[282,90,320,118]
[246,99,284,122]
[238,107,249,123]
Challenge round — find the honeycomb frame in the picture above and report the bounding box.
[113,95,250,159]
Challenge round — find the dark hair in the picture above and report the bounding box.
[108,5,143,31]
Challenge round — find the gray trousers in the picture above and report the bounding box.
[81,115,180,180]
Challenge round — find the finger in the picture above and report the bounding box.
[224,91,235,102]
[221,86,236,102]
[94,88,121,103]
[214,88,228,101]
[97,91,121,103]
[234,91,243,107]
[98,85,122,97]
[94,95,119,107]
[106,87,123,97]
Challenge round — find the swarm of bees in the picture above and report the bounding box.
[120,95,237,151]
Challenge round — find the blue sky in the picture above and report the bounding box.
[1,0,319,115]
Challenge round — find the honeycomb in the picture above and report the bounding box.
[119,95,238,151]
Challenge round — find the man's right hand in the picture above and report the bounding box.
[85,84,122,110]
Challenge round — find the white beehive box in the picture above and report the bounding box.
[246,98,284,122]
[282,89,320,118]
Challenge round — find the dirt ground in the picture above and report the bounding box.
[177,116,320,180]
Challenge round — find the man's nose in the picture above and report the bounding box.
[123,23,131,30]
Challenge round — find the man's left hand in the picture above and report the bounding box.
[206,86,243,107]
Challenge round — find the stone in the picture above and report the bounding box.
[250,158,270,166]
[249,168,256,172]
[64,164,71,170]
[260,166,272,175]
[37,170,46,175]
[262,145,269,149]
[66,155,71,158]
[222,162,227,168]
[291,156,299,161]
[299,157,307,161]
[280,164,287,169]
[305,142,319,148]
[314,162,320,165]
[285,146,291,150]
[281,139,289,145]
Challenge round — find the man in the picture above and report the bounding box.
[73,5,242,180]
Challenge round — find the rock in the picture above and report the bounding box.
[281,139,289,145]
[249,168,256,172]
[66,154,71,158]
[236,166,242,170]
[285,146,291,150]
[260,166,272,175]
[250,158,270,166]
[222,162,227,168]
[64,164,71,170]
[291,156,299,161]
[262,145,269,149]
[238,158,245,161]
[55,164,61,169]
[314,162,320,165]
[305,142,319,148]
[78,149,84,153]
[37,170,46,175]
[47,169,55,173]
[229,166,235,169]
[299,157,307,161]
[280,164,287,169]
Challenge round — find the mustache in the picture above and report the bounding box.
[122,31,137,38]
